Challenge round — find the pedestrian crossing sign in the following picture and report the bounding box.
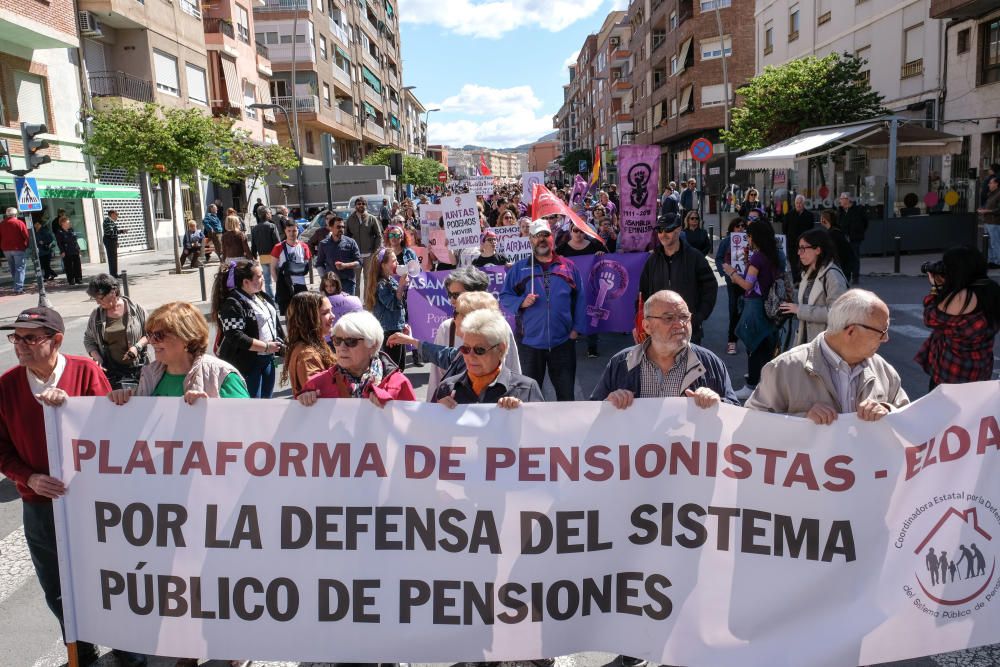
[15,177,41,212]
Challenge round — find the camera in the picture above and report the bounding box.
[920,260,946,275]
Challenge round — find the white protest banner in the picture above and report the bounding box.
[468,175,495,196]
[46,383,1000,666]
[493,225,531,261]
[441,193,481,250]
[521,172,544,198]
[730,231,748,274]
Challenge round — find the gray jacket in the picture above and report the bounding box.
[745,334,909,417]
[793,263,848,346]
[83,297,147,365]
[346,211,383,255]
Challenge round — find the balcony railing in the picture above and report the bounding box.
[273,94,320,113]
[256,42,269,58]
[901,58,924,79]
[328,17,349,45]
[256,0,309,12]
[204,17,235,38]
[179,0,201,19]
[89,71,154,102]
[817,11,831,25]
[332,63,351,87]
[364,122,385,141]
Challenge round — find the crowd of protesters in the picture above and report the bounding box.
[0,174,999,667]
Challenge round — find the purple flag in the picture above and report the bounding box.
[617,144,660,252]
[405,253,649,342]
[570,174,589,213]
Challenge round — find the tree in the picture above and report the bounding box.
[363,148,446,187]
[560,148,593,177]
[218,133,299,219]
[722,52,886,152]
[85,104,238,273]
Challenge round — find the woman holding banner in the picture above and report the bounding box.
[281,291,338,396]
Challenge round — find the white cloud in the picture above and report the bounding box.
[430,84,542,116]
[608,0,628,9]
[399,0,605,38]
[429,108,556,149]
[563,49,580,70]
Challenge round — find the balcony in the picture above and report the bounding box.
[610,46,630,64]
[256,0,309,11]
[362,47,380,73]
[256,42,269,58]
[179,0,201,19]
[89,70,154,103]
[364,122,385,141]
[930,0,996,19]
[257,44,272,75]
[273,94,320,114]
[204,17,235,39]
[363,83,382,105]
[901,59,924,79]
[817,11,831,25]
[332,63,351,89]
[265,42,316,64]
[611,76,632,97]
[211,99,242,118]
[328,17,349,46]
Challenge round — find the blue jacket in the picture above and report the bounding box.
[202,213,223,233]
[589,341,738,405]
[499,254,588,349]
[373,277,406,332]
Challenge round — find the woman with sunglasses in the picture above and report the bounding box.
[385,223,417,266]
[738,188,761,218]
[714,218,747,355]
[779,228,847,346]
[430,308,542,408]
[107,301,249,405]
[83,273,148,390]
[497,209,518,227]
[296,310,416,406]
[681,210,712,255]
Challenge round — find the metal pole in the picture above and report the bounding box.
[121,269,129,298]
[26,219,50,308]
[276,107,306,217]
[714,2,730,216]
[885,118,899,260]
[893,236,901,274]
[983,233,991,261]
[198,264,207,302]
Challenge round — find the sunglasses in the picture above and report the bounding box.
[332,336,363,348]
[447,291,463,300]
[7,333,53,346]
[656,227,676,233]
[458,343,500,356]
[147,330,170,343]
[388,233,403,239]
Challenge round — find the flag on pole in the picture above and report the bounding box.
[531,183,604,246]
[588,147,601,191]
[570,174,589,212]
[479,154,492,176]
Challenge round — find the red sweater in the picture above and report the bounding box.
[0,216,29,252]
[0,356,111,502]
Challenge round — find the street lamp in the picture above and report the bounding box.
[423,108,440,156]
[249,102,306,214]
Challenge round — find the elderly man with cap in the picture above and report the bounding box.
[745,289,908,423]
[500,219,587,401]
[0,308,147,666]
[639,213,717,344]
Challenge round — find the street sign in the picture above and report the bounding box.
[437,171,448,183]
[15,177,42,212]
[579,160,588,173]
[691,137,714,163]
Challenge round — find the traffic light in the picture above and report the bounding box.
[389,152,403,176]
[0,139,9,171]
[20,122,51,173]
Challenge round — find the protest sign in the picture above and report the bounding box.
[47,383,1000,665]
[419,204,442,246]
[493,226,531,262]
[730,232,748,274]
[521,172,544,198]
[468,176,494,196]
[441,194,481,250]
[617,145,659,252]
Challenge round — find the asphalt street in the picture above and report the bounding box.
[0,270,997,666]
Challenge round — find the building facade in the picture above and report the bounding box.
[402,86,425,156]
[529,140,560,172]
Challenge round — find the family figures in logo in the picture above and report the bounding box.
[925,544,987,584]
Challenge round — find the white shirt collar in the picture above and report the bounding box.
[27,353,67,400]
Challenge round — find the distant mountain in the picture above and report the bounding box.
[453,132,557,153]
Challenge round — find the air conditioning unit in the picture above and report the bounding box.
[78,11,104,38]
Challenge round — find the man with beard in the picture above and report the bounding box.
[500,219,587,401]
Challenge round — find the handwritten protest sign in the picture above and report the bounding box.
[441,194,481,250]
[467,176,494,196]
[493,226,531,262]
[46,383,1000,665]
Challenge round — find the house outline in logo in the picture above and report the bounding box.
[913,506,995,606]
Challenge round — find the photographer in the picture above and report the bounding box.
[915,247,1000,390]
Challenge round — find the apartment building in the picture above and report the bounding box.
[931,0,1000,184]
[0,0,142,260]
[593,12,631,185]
[554,65,579,159]
[529,139,560,172]
[402,86,425,156]
[632,0,755,186]
[253,0,406,173]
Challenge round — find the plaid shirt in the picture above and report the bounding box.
[639,345,688,398]
[915,293,999,384]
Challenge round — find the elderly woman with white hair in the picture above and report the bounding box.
[297,310,416,406]
[430,309,543,408]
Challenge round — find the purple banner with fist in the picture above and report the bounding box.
[405,253,649,342]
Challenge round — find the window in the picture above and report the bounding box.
[957,28,970,54]
[670,97,677,117]
[234,5,250,43]
[305,130,314,154]
[902,23,924,78]
[789,6,799,41]
[855,45,871,83]
[14,72,48,124]
[323,82,331,106]
[817,0,831,24]
[670,55,678,74]
[700,83,732,107]
[320,35,327,59]
[764,22,773,55]
[669,11,677,30]
[982,19,1000,84]
[153,50,179,96]
[185,64,207,104]
[243,82,257,118]
[699,0,730,10]
[701,36,732,60]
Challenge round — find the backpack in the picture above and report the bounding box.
[764,264,795,324]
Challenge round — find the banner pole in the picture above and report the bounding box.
[67,642,80,667]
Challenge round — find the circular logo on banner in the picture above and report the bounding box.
[924,192,940,208]
[691,138,714,163]
[895,492,999,621]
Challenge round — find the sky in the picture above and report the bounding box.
[398,0,628,150]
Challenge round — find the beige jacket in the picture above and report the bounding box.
[136,354,242,397]
[793,263,849,346]
[745,334,909,417]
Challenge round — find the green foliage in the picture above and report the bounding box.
[364,148,446,186]
[560,148,592,176]
[220,132,299,186]
[722,52,886,152]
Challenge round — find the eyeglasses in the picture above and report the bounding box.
[850,322,889,340]
[797,244,816,252]
[644,313,692,326]
[147,330,169,343]
[332,336,364,348]
[388,233,403,239]
[571,228,584,233]
[447,291,464,300]
[7,333,53,346]
[458,343,500,356]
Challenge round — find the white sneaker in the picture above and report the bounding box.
[733,384,755,400]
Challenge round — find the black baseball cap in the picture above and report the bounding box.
[0,307,65,333]
[655,213,682,232]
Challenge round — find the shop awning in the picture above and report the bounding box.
[734,119,964,171]
[361,65,382,94]
[0,177,141,199]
